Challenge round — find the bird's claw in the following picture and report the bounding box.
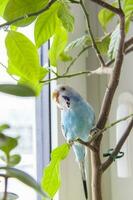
[67,139,75,146]
[90,127,101,136]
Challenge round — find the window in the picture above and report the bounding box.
[0,22,51,200]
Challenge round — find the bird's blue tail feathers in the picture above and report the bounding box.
[73,144,88,200]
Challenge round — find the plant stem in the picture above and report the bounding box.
[80,0,105,67]
[0,0,57,29]
[3,177,8,200]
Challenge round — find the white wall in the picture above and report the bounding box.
[109,24,133,200]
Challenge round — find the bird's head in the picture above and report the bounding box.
[52,85,82,110]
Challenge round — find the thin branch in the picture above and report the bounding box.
[80,0,105,67]
[125,46,133,54]
[63,46,90,75]
[118,0,122,10]
[124,37,133,49]
[76,113,133,148]
[90,0,121,15]
[0,0,57,28]
[40,70,92,84]
[102,118,133,172]
[0,62,18,82]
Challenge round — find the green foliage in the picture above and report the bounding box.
[5,31,48,95]
[98,2,117,30]
[0,133,18,155]
[98,9,115,31]
[108,25,120,59]
[0,124,10,132]
[34,2,60,48]
[0,192,19,200]
[8,154,21,167]
[124,0,133,14]
[41,143,70,198]
[61,34,111,62]
[3,0,48,26]
[0,167,50,199]
[0,0,9,16]
[0,84,36,96]
[58,2,74,32]
[49,22,68,66]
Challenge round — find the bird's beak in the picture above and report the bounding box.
[52,90,59,103]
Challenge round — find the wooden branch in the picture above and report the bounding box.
[124,37,133,49]
[0,0,57,28]
[96,11,125,129]
[89,0,121,15]
[125,46,133,54]
[76,113,133,148]
[101,118,133,172]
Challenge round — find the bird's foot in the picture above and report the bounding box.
[90,127,101,136]
[67,139,75,146]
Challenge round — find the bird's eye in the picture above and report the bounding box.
[61,87,66,91]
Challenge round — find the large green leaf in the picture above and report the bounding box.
[108,25,120,59]
[0,84,36,96]
[0,0,9,16]
[5,31,48,95]
[3,0,48,26]
[34,2,60,48]
[49,22,68,66]
[41,144,70,198]
[0,167,50,199]
[58,2,74,32]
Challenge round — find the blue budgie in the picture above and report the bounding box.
[52,85,95,200]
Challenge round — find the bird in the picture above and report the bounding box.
[52,85,95,200]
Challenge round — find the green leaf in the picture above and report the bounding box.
[49,23,68,66]
[0,124,10,132]
[98,2,117,30]
[8,154,21,167]
[0,167,50,199]
[0,0,9,16]
[0,133,18,155]
[41,144,70,198]
[58,2,74,32]
[34,2,60,48]
[3,0,48,27]
[0,84,36,97]
[0,192,19,200]
[65,35,91,52]
[124,0,133,14]
[97,34,111,55]
[5,31,48,95]
[60,52,73,62]
[108,25,120,59]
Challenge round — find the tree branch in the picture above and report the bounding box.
[96,11,125,129]
[101,117,133,172]
[89,0,121,15]
[76,113,133,148]
[63,46,90,75]
[0,0,57,28]
[80,0,105,67]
